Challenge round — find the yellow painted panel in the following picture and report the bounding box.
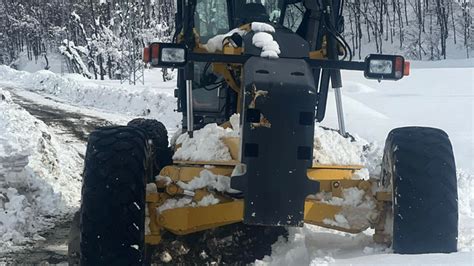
[222,137,240,160]
[223,46,243,55]
[303,200,364,234]
[159,165,234,182]
[375,192,392,201]
[307,168,354,180]
[309,49,326,59]
[159,201,244,235]
[312,164,363,170]
[304,200,342,222]
[318,179,367,193]
[173,160,240,166]
[145,235,162,245]
[146,193,159,203]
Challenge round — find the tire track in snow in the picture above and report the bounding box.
[9,91,113,142]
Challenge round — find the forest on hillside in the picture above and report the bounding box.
[0,0,471,80]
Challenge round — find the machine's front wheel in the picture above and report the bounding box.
[80,126,150,265]
[382,127,458,254]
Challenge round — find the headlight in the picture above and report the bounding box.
[364,54,410,81]
[143,43,188,68]
[161,47,186,63]
[369,59,393,75]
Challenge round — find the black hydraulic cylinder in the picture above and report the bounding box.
[323,0,343,89]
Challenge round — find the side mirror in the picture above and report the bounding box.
[143,43,187,68]
[364,54,410,81]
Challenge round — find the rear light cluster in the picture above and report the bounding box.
[143,43,160,65]
[394,56,410,78]
[404,61,410,76]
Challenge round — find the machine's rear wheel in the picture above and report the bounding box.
[80,126,150,265]
[382,127,458,254]
[127,118,172,176]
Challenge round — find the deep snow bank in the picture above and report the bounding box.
[0,66,180,130]
[0,89,81,252]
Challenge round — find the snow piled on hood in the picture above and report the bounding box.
[173,119,375,171]
[173,114,240,162]
[313,125,363,165]
[0,88,81,252]
[313,125,384,181]
[0,66,180,129]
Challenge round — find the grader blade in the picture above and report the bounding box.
[231,57,319,226]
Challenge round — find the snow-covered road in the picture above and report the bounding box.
[0,87,123,264]
[10,91,110,142]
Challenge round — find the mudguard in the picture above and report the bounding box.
[231,57,319,226]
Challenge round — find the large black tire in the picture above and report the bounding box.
[80,126,151,265]
[382,127,458,254]
[127,119,172,177]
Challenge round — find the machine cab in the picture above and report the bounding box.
[143,0,408,130]
[177,0,308,129]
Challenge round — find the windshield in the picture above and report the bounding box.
[248,0,281,22]
[195,0,230,38]
[233,0,281,24]
[195,0,305,38]
[233,1,305,30]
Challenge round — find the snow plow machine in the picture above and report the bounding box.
[74,0,458,265]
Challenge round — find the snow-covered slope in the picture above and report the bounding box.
[0,66,181,131]
[325,58,474,172]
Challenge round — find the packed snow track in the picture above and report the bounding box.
[9,89,112,142]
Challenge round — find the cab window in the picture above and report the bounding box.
[195,0,230,39]
[282,2,306,32]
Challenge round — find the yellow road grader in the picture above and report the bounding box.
[75,0,458,265]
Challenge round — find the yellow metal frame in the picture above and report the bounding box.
[187,23,332,116]
[145,162,387,245]
[159,201,244,235]
[147,26,384,245]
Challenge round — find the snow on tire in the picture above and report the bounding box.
[382,127,458,254]
[80,126,151,265]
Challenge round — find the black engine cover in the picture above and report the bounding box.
[231,57,319,226]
